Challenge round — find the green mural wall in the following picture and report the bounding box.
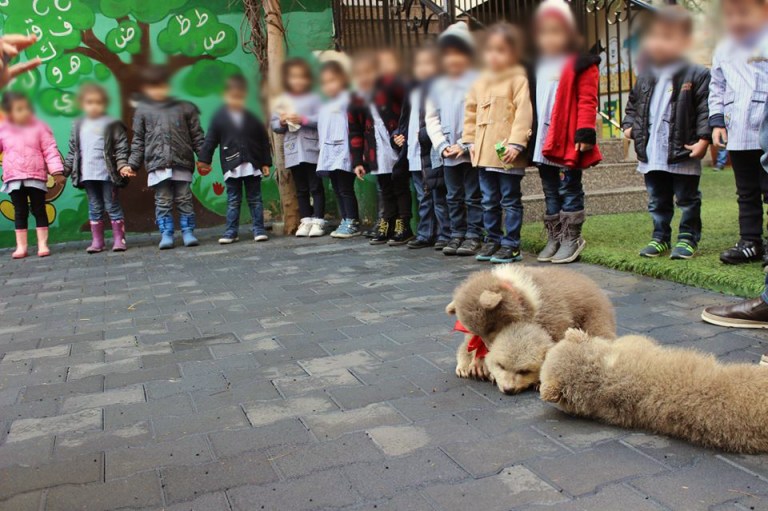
[0,0,339,246]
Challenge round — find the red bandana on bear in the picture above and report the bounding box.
[453,320,489,359]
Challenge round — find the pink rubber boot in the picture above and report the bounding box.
[111,220,127,252]
[12,229,27,259]
[86,221,105,254]
[36,227,50,257]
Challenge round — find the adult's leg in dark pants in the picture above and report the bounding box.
[644,171,675,243]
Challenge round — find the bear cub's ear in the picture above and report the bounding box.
[445,301,457,315]
[563,328,590,344]
[479,290,503,310]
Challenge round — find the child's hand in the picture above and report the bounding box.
[196,161,212,173]
[286,114,303,125]
[261,166,271,177]
[502,145,521,164]
[119,166,136,178]
[450,144,465,156]
[623,128,632,139]
[575,143,594,153]
[393,134,405,147]
[713,127,728,149]
[279,113,288,126]
[52,173,66,186]
[684,138,709,160]
[354,165,366,180]
[469,145,476,161]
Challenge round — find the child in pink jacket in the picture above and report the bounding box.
[0,92,64,258]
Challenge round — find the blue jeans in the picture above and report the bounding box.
[443,162,483,239]
[715,148,728,169]
[412,170,450,242]
[762,274,768,303]
[83,180,123,222]
[224,175,265,237]
[538,165,584,215]
[644,171,702,244]
[154,180,194,220]
[479,169,524,248]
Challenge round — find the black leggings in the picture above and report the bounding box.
[377,172,412,220]
[730,150,768,242]
[10,186,48,229]
[330,170,359,220]
[290,162,325,219]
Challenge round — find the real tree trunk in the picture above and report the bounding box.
[263,0,300,235]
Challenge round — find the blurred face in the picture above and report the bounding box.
[286,66,312,95]
[80,92,106,119]
[224,87,247,111]
[722,0,768,41]
[484,33,518,72]
[643,21,691,65]
[8,99,32,125]
[142,83,170,102]
[378,50,400,75]
[442,47,472,77]
[320,70,346,98]
[352,59,378,93]
[412,50,439,81]
[536,16,572,56]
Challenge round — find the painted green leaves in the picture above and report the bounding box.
[157,7,237,57]
[99,0,188,24]
[105,19,142,54]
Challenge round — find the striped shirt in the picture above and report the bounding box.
[317,91,352,173]
[709,30,768,151]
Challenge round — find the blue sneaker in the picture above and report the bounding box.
[332,219,361,239]
[331,219,349,238]
[490,246,523,264]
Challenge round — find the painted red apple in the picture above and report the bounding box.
[212,182,224,195]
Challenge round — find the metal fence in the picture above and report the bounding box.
[332,0,653,136]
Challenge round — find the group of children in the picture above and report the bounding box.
[3,0,768,268]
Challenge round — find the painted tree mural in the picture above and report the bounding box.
[1,0,244,230]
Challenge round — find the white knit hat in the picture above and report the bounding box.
[535,0,576,31]
[438,21,475,55]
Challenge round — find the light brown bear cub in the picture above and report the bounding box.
[447,265,615,392]
[540,329,768,453]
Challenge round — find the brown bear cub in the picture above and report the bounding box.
[447,265,615,393]
[540,330,768,453]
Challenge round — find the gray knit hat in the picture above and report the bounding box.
[438,21,475,56]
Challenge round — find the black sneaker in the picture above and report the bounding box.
[442,237,464,256]
[639,240,670,258]
[720,239,763,265]
[456,238,483,256]
[408,238,434,249]
[370,218,392,245]
[670,239,696,260]
[434,240,449,251]
[475,241,501,261]
[362,224,377,238]
[388,219,414,246]
[490,246,523,264]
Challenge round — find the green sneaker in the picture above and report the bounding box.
[639,240,670,258]
[670,240,696,260]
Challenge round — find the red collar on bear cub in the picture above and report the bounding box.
[453,320,489,359]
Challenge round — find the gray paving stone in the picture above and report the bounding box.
[6,408,102,443]
[242,396,337,427]
[329,376,425,409]
[157,492,232,511]
[521,483,666,511]
[0,453,103,500]
[20,375,104,402]
[0,436,54,469]
[534,415,628,450]
[161,451,279,504]
[342,448,468,499]
[55,422,153,457]
[0,491,42,511]
[61,384,145,412]
[208,418,313,458]
[153,404,250,441]
[105,394,195,429]
[45,471,164,511]
[106,434,212,480]
[273,368,362,397]
[227,470,360,511]
[390,386,497,422]
[67,357,141,380]
[104,363,182,389]
[527,441,667,496]
[303,402,408,440]
[631,457,768,510]
[425,465,568,511]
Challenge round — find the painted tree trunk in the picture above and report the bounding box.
[264,0,300,235]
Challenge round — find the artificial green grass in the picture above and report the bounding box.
[521,170,766,298]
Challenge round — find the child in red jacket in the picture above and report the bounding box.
[530,0,602,264]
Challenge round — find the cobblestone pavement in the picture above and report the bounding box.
[0,229,767,511]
